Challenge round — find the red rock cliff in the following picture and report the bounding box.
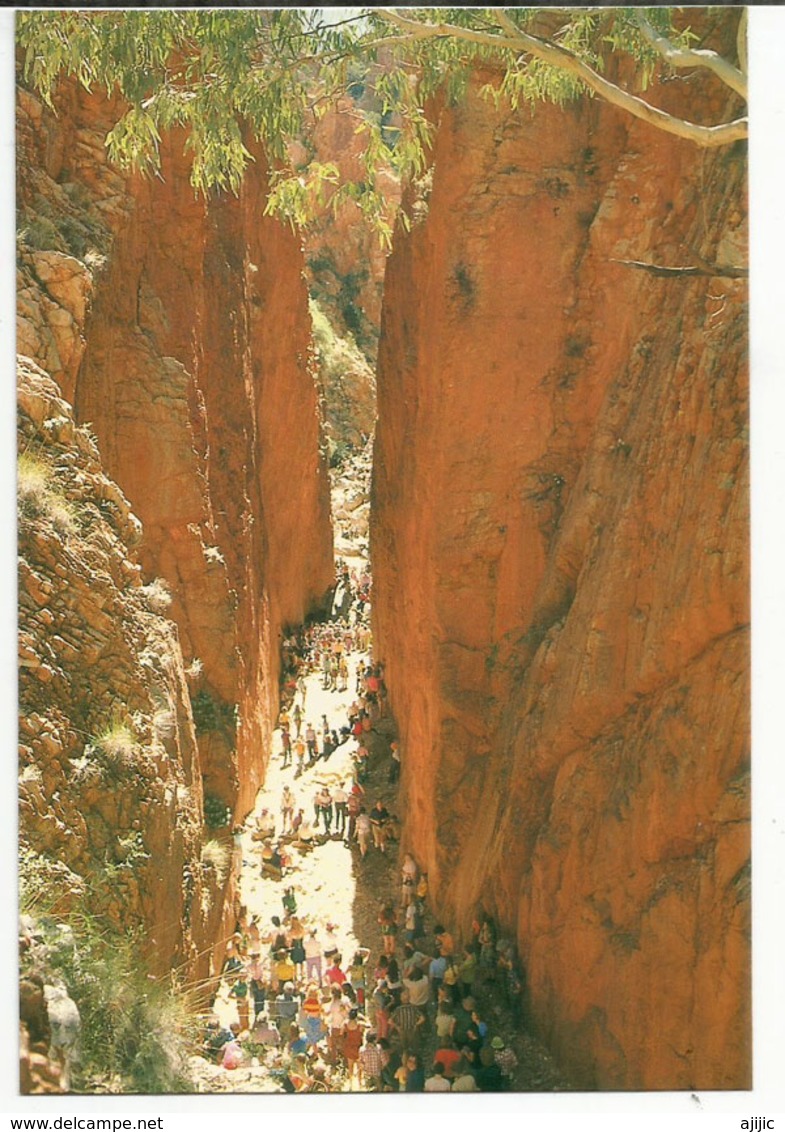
[372,39,748,1089]
[19,80,333,825]
[17,78,334,975]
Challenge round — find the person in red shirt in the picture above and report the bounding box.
[433,1037,462,1079]
[325,956,348,986]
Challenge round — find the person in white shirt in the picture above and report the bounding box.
[304,930,323,983]
[332,781,349,838]
[424,1060,452,1092]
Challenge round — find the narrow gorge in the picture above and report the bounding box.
[17,7,749,1099]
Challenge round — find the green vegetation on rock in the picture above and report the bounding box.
[16,8,747,243]
[20,846,200,1094]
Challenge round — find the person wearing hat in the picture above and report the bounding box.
[491,1035,518,1084]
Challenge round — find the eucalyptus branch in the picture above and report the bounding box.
[737,8,748,78]
[371,8,747,149]
[635,11,747,100]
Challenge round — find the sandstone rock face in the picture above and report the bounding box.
[304,95,401,361]
[18,358,210,978]
[372,49,748,1089]
[17,80,334,981]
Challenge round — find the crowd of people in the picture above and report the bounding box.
[200,562,526,1092]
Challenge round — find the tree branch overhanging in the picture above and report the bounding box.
[634,11,747,100]
[370,8,748,149]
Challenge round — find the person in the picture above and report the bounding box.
[221,1023,243,1070]
[355,807,372,857]
[247,951,266,1021]
[434,923,455,958]
[371,979,392,1040]
[251,1012,281,1047]
[491,1035,518,1085]
[292,702,303,737]
[262,842,283,880]
[370,800,390,852]
[296,669,307,705]
[353,742,369,785]
[434,1036,461,1079]
[359,1032,387,1092]
[282,886,297,918]
[443,958,461,1004]
[280,724,291,768]
[402,965,430,1008]
[435,999,456,1043]
[305,722,318,764]
[403,900,417,944]
[402,1053,424,1092]
[380,1039,400,1091]
[332,781,349,838]
[478,917,496,983]
[323,923,339,961]
[222,942,243,980]
[274,981,299,1027]
[389,990,424,1052]
[289,916,306,980]
[294,736,306,776]
[280,787,295,834]
[316,786,333,834]
[450,1056,479,1092]
[287,1023,308,1058]
[342,1008,365,1086]
[385,956,402,1006]
[424,1059,452,1092]
[452,995,475,1049]
[326,986,349,1065]
[304,929,323,984]
[254,809,276,840]
[389,740,400,784]
[475,1045,505,1091]
[274,950,296,990]
[459,945,477,998]
[269,916,289,956]
[300,984,325,1048]
[428,952,447,1000]
[348,947,371,1010]
[377,903,397,956]
[400,853,417,908]
[325,954,348,987]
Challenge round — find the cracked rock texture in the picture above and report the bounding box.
[372,22,749,1090]
[17,77,334,983]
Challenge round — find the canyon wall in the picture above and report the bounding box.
[18,78,334,976]
[18,358,212,977]
[372,25,749,1089]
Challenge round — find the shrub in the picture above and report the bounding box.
[87,716,148,778]
[18,451,77,536]
[140,577,172,614]
[203,793,231,830]
[200,839,230,885]
[190,690,237,738]
[20,848,199,1093]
